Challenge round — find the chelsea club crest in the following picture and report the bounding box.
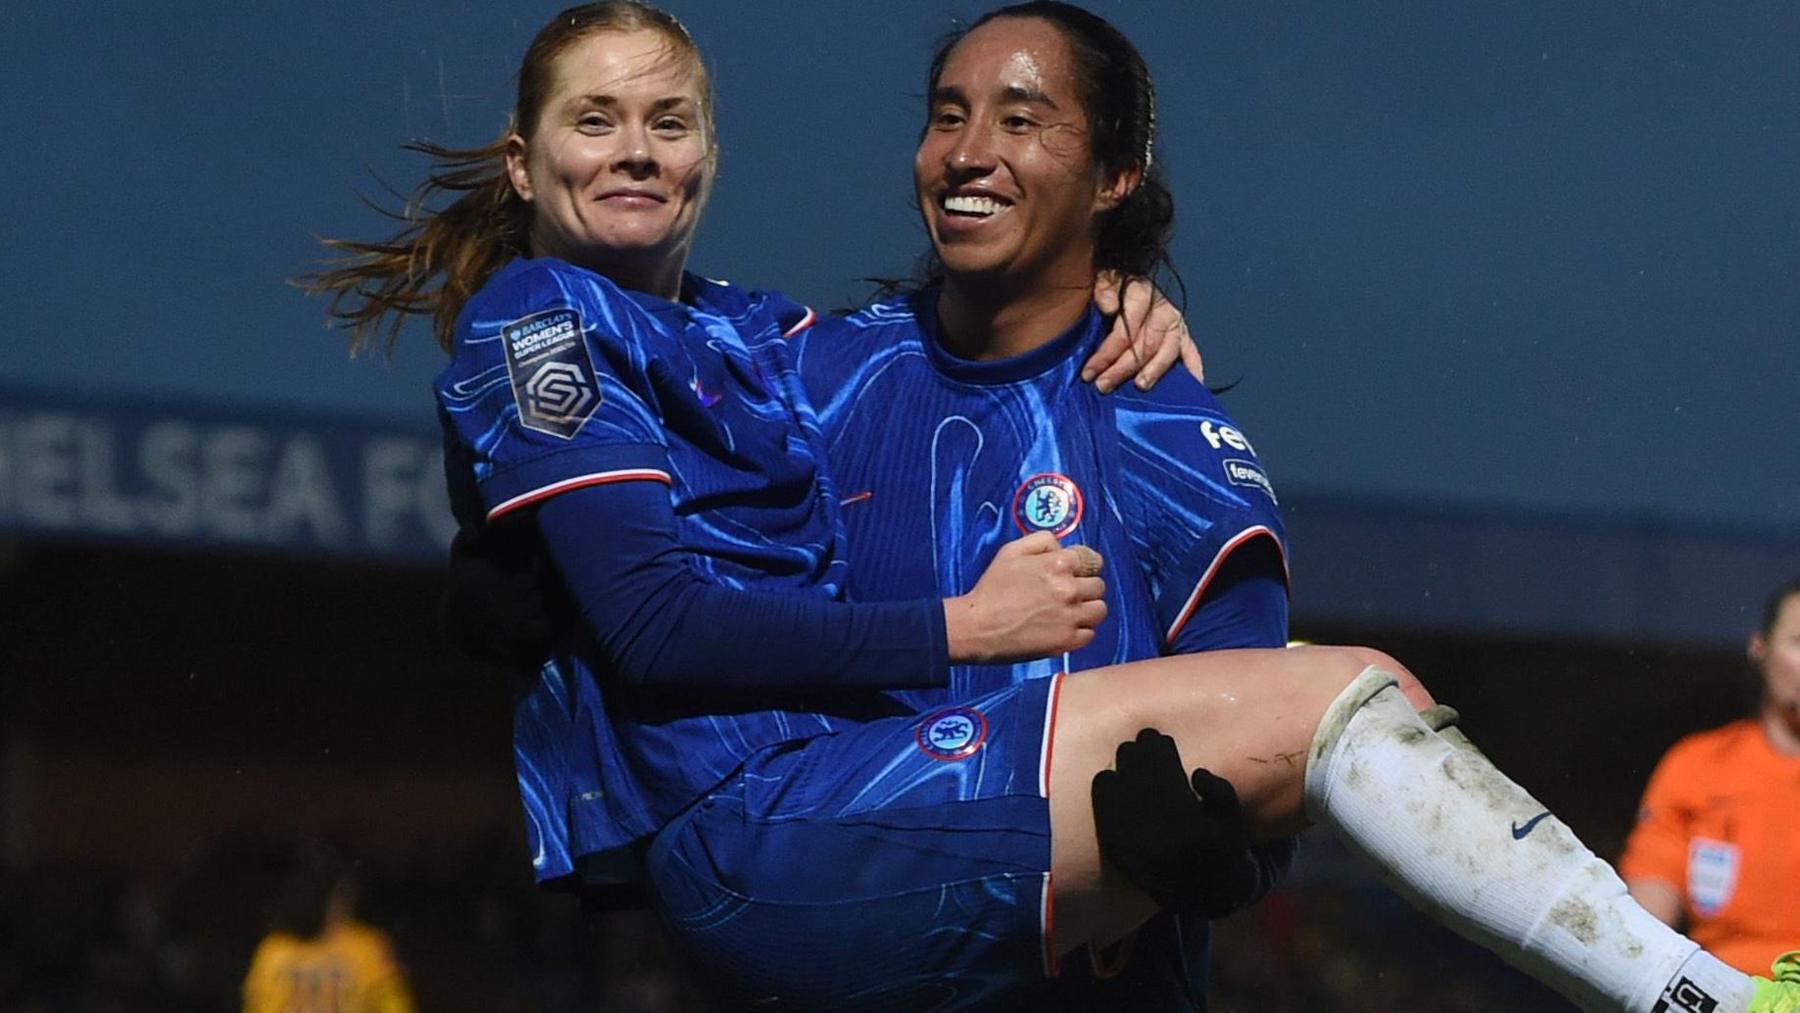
[1012,472,1084,539]
[917,707,989,761]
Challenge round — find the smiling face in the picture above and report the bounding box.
[914,16,1131,287]
[505,28,712,295]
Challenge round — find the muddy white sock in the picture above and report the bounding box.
[1304,667,1753,1012]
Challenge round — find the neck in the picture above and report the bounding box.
[606,259,686,302]
[537,238,689,302]
[936,270,1095,361]
[1761,701,1800,756]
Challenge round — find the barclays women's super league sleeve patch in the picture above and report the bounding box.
[501,308,602,439]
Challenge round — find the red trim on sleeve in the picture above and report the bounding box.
[486,469,672,521]
[1163,525,1289,646]
[782,306,818,338]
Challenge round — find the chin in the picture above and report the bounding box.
[596,227,677,253]
[935,248,1013,280]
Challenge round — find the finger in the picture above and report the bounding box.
[1092,270,1122,316]
[1067,544,1103,577]
[1129,728,1188,793]
[1081,321,1133,385]
[1133,322,1184,391]
[1180,329,1205,382]
[1091,326,1151,394]
[1119,276,1155,333]
[1113,735,1141,774]
[1190,766,1240,805]
[1008,530,1061,556]
[1137,727,1181,769]
[1071,575,1106,603]
[1092,769,1139,830]
[1092,767,1118,799]
[1075,597,1108,630]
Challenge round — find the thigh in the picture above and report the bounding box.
[645,678,1065,1010]
[1046,645,1423,952]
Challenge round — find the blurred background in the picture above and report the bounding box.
[2,1,1796,1009]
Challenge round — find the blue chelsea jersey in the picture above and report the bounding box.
[436,258,872,882]
[792,290,1289,710]
[792,291,1288,1009]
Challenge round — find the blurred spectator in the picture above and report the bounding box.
[240,842,414,1013]
[1620,579,1800,973]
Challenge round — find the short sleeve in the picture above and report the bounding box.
[1115,376,1290,646]
[1619,741,1698,890]
[436,262,675,522]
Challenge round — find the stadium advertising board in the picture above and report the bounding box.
[0,389,453,563]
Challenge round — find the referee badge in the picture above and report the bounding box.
[1012,472,1084,539]
[917,706,988,762]
[1688,838,1739,917]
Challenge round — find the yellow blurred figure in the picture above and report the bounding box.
[242,918,413,1013]
[242,842,414,1013]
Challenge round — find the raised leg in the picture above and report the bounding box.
[1045,644,1421,952]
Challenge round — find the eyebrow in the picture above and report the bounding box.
[570,94,694,112]
[1001,84,1058,109]
[930,84,1059,109]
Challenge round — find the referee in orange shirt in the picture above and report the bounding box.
[1621,580,1800,975]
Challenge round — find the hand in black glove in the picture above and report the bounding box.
[440,527,558,670]
[1090,727,1260,919]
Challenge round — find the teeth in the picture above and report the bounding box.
[944,194,1003,216]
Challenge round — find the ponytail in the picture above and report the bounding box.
[299,137,527,355]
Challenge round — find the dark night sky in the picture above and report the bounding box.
[4,1,1795,531]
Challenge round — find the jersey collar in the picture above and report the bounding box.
[916,287,1106,385]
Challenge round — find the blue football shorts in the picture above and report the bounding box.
[645,675,1068,1010]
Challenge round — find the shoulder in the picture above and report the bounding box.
[685,274,812,335]
[1114,377,1281,514]
[463,257,634,323]
[448,259,667,378]
[247,931,297,961]
[1643,721,1760,803]
[329,920,402,968]
[1662,718,1760,770]
[1112,368,1236,424]
[792,293,926,365]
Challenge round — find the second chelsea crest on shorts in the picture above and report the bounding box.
[1012,472,1083,539]
[917,707,988,762]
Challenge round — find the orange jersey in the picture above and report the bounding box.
[242,920,414,1013]
[1619,718,1800,974]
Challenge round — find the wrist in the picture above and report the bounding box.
[943,595,992,664]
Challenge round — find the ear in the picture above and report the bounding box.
[504,132,535,204]
[1094,163,1143,214]
[1750,630,1769,667]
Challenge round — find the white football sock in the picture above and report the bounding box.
[1304,667,1755,1013]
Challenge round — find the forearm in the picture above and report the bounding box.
[538,483,949,690]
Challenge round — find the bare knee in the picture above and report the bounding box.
[1324,645,1435,710]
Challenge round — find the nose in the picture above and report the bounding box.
[613,122,658,180]
[944,122,996,179]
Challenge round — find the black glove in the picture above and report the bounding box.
[440,526,559,670]
[1090,727,1260,919]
